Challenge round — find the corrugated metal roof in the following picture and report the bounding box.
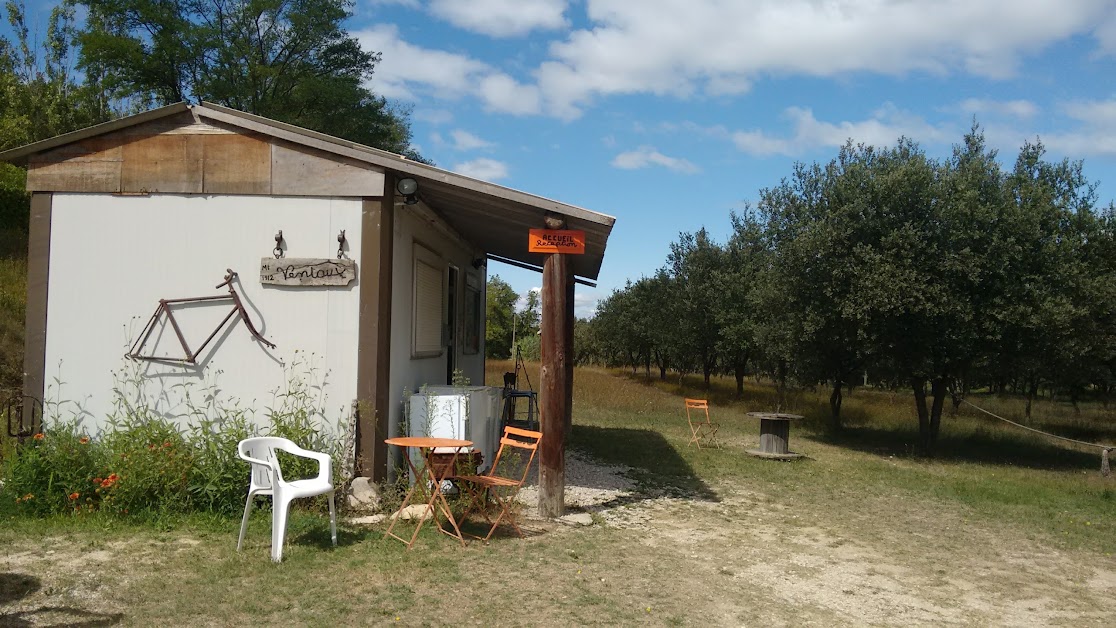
[0,102,615,281]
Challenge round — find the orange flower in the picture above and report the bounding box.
[93,477,102,484]
[163,441,172,448]
[68,492,80,500]
[79,436,90,444]
[33,433,44,440]
[108,473,119,481]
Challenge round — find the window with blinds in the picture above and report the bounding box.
[413,246,444,357]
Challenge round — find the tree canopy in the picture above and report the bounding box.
[73,0,423,158]
[581,127,1116,455]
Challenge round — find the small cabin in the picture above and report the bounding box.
[0,102,614,479]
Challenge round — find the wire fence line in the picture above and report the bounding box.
[957,397,1112,476]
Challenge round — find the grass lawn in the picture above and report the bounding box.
[2,362,1115,626]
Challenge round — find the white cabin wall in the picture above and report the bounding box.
[386,204,486,451]
[45,193,362,433]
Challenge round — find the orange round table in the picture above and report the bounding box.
[383,437,473,549]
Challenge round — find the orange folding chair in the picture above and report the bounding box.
[455,425,542,542]
[685,398,719,448]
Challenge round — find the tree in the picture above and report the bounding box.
[591,283,647,373]
[992,140,1106,416]
[0,2,114,233]
[485,275,518,359]
[755,146,879,428]
[0,1,111,151]
[74,0,424,158]
[718,211,765,397]
[666,229,724,387]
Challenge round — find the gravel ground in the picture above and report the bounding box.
[514,450,680,528]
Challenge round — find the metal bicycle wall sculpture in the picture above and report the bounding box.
[126,269,276,364]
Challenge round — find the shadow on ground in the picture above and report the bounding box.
[569,424,719,501]
[0,572,124,627]
[817,426,1105,471]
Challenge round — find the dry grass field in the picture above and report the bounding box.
[1,361,1114,626]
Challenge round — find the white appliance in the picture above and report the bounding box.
[407,385,502,472]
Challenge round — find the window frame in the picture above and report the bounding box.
[412,243,446,358]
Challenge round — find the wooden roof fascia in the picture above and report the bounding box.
[0,102,192,166]
[193,102,616,229]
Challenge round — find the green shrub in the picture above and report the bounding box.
[0,359,347,519]
[186,412,255,515]
[100,415,194,516]
[2,420,103,516]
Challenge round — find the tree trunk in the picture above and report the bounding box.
[659,365,667,381]
[948,379,963,417]
[1025,377,1038,421]
[735,364,746,398]
[829,380,843,431]
[911,378,931,455]
[929,378,946,450]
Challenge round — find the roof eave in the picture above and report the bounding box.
[0,102,191,166]
[194,102,616,229]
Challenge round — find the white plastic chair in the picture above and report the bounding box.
[236,437,337,562]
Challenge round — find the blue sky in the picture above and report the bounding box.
[352,0,1116,317]
[9,1,1116,317]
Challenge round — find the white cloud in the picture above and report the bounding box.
[573,289,600,319]
[535,0,1115,117]
[450,130,494,151]
[453,158,511,181]
[363,3,1116,120]
[414,108,454,125]
[958,98,1039,119]
[478,74,543,115]
[1064,99,1116,126]
[357,25,489,100]
[732,104,951,156]
[1094,11,1116,54]
[356,26,542,115]
[429,0,568,37]
[1039,98,1116,157]
[611,146,700,173]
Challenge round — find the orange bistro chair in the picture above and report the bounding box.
[685,398,719,448]
[455,425,543,542]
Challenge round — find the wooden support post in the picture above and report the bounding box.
[23,193,52,415]
[539,218,573,519]
[355,179,395,481]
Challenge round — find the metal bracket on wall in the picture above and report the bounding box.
[4,394,42,440]
[126,269,276,364]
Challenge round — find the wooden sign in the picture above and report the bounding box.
[528,229,586,254]
[260,258,357,286]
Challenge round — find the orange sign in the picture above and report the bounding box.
[529,229,586,254]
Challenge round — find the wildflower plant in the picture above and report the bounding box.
[0,353,349,519]
[2,420,103,515]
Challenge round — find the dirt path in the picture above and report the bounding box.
[2,451,1114,626]
[515,452,1116,626]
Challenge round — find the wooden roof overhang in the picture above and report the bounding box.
[0,102,616,281]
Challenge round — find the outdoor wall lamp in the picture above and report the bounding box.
[396,178,419,205]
